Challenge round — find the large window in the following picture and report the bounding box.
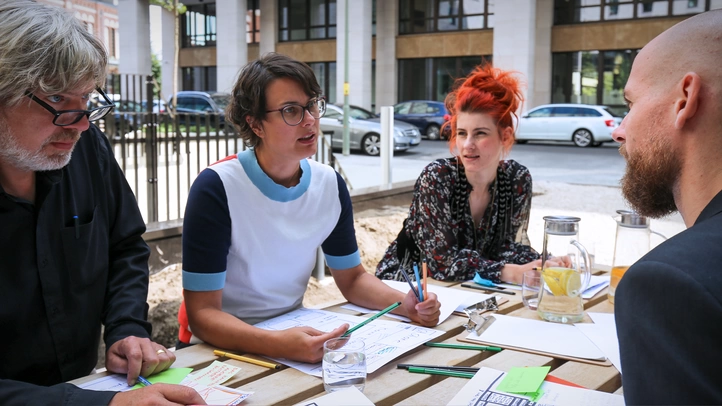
[399,0,493,34]
[182,4,216,47]
[279,0,337,41]
[398,56,488,102]
[554,0,721,24]
[552,49,637,116]
[182,67,217,92]
[247,0,261,43]
[308,61,337,104]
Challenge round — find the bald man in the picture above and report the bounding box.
[612,9,722,404]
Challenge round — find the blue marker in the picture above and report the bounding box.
[413,263,424,301]
[473,274,507,290]
[136,376,153,387]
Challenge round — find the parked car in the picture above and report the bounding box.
[516,104,623,147]
[393,100,449,140]
[169,91,231,128]
[320,104,421,156]
[141,99,167,113]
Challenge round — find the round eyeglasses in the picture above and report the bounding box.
[25,87,116,126]
[265,97,326,126]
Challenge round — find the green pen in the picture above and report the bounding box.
[342,301,402,337]
[424,342,502,352]
[407,366,476,379]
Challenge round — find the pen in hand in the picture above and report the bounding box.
[136,375,153,387]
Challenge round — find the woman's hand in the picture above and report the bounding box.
[401,290,441,327]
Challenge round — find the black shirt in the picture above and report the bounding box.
[0,125,151,405]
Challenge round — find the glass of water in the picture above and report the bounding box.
[522,269,541,311]
[322,337,366,393]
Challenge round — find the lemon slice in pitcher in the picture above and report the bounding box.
[542,267,581,297]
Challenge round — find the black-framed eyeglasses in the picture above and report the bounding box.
[25,87,116,126]
[265,97,326,126]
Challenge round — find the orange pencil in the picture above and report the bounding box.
[422,261,428,298]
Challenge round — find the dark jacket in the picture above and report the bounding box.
[0,125,151,405]
[616,190,722,405]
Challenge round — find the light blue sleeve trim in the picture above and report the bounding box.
[182,270,226,291]
[325,250,362,270]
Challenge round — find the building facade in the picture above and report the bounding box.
[38,0,120,72]
[124,0,722,114]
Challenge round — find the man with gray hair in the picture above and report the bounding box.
[0,1,203,405]
[612,9,722,404]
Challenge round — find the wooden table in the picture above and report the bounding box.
[72,273,621,405]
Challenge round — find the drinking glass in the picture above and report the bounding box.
[322,337,367,393]
[522,269,541,311]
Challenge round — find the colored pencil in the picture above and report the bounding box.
[424,342,502,351]
[342,301,402,337]
[213,350,282,369]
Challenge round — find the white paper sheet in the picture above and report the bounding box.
[77,375,135,392]
[497,274,609,299]
[254,308,443,376]
[576,313,622,373]
[294,386,374,406]
[447,367,625,406]
[340,303,412,322]
[464,314,606,361]
[179,360,243,391]
[195,385,253,405]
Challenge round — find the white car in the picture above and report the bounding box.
[516,104,624,147]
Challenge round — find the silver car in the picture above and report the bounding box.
[320,104,422,156]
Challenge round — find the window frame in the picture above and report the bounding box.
[554,0,716,25]
[278,0,337,42]
[399,0,493,35]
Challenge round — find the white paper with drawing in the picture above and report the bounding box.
[464,314,606,361]
[447,367,625,406]
[254,308,443,376]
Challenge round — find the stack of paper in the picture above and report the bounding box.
[497,274,610,299]
[464,314,607,362]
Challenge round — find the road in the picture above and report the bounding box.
[335,140,626,190]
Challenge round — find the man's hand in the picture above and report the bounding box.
[273,324,349,363]
[106,336,176,385]
[401,290,441,326]
[108,384,206,406]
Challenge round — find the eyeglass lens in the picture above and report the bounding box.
[54,105,114,126]
[281,98,326,126]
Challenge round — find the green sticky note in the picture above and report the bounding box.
[131,368,193,390]
[496,366,550,394]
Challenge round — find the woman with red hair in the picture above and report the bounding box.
[377,65,546,284]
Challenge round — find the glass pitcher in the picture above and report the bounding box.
[608,210,667,304]
[537,216,592,324]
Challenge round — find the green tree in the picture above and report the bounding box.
[150,52,162,97]
[149,0,185,117]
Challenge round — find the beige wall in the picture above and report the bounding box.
[179,47,216,67]
[275,39,336,62]
[551,17,687,52]
[396,30,493,59]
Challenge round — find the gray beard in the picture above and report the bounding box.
[0,121,75,172]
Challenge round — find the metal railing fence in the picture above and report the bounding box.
[98,74,350,224]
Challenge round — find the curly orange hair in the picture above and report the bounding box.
[443,64,525,153]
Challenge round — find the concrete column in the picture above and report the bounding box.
[118,0,152,76]
[159,5,176,102]
[259,0,278,57]
[375,0,398,113]
[336,0,373,110]
[216,0,248,93]
[492,0,553,112]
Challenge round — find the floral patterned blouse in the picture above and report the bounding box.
[376,157,539,282]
